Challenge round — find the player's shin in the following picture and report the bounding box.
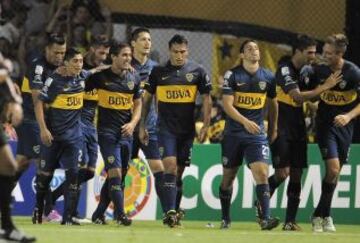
[62,168,79,224]
[33,173,53,224]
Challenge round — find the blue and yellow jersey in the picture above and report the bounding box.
[21,56,57,121]
[81,61,99,126]
[39,70,90,141]
[305,61,360,125]
[131,58,158,134]
[276,60,309,139]
[145,60,212,136]
[86,68,141,136]
[222,65,276,139]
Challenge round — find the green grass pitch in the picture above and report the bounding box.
[9,217,360,243]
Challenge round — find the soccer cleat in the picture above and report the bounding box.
[32,208,42,224]
[44,209,62,223]
[254,200,263,223]
[322,217,336,232]
[72,217,92,224]
[220,219,231,229]
[311,216,323,233]
[282,222,302,231]
[175,208,186,226]
[92,215,107,225]
[61,218,81,226]
[117,214,132,226]
[260,217,280,230]
[3,228,36,242]
[163,210,177,228]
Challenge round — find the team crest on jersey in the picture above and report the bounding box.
[108,156,115,164]
[222,156,229,166]
[259,81,267,90]
[127,81,135,90]
[33,145,40,154]
[186,73,194,82]
[339,80,347,89]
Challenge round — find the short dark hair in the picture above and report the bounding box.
[239,39,257,53]
[46,32,66,47]
[131,28,150,42]
[90,35,111,48]
[293,35,317,53]
[109,41,131,56]
[168,34,188,48]
[325,33,348,53]
[64,47,82,61]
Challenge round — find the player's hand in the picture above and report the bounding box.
[198,125,209,143]
[323,71,342,90]
[40,127,53,146]
[334,114,351,127]
[243,119,261,135]
[121,122,135,137]
[139,126,149,146]
[6,103,23,127]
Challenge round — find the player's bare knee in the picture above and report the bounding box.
[108,168,122,178]
[148,159,164,173]
[275,168,289,182]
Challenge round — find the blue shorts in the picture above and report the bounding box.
[39,138,83,172]
[222,135,270,168]
[132,134,161,160]
[81,122,98,168]
[98,133,132,170]
[158,129,193,166]
[16,121,41,159]
[317,123,353,164]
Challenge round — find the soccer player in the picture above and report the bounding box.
[32,48,91,225]
[308,34,360,232]
[261,35,342,230]
[219,40,279,230]
[47,36,110,221]
[90,42,141,226]
[16,33,66,179]
[15,33,66,221]
[130,28,167,213]
[139,34,212,227]
[0,64,36,242]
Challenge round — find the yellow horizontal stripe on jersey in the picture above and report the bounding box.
[97,89,133,110]
[234,92,266,109]
[276,85,301,107]
[50,92,84,109]
[320,89,357,106]
[157,85,197,103]
[21,77,31,93]
[84,89,98,101]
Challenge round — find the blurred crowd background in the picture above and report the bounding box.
[1,0,359,143]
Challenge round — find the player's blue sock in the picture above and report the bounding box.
[63,168,79,222]
[256,184,270,220]
[219,186,232,221]
[163,173,177,212]
[108,177,124,219]
[92,178,111,219]
[313,180,336,217]
[175,179,183,210]
[153,171,166,212]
